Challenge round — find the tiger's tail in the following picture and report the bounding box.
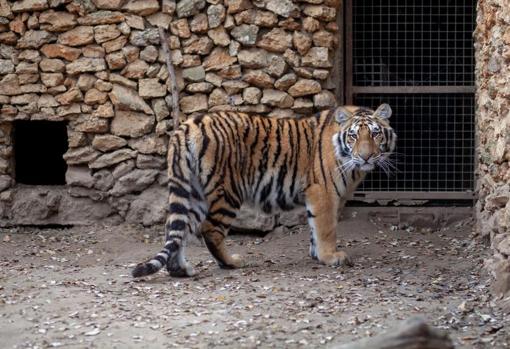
[132,131,205,278]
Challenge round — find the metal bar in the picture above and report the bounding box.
[344,0,353,105]
[352,191,475,200]
[343,206,473,226]
[352,86,475,94]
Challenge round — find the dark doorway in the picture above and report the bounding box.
[14,121,68,185]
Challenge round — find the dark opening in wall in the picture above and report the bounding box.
[14,121,68,185]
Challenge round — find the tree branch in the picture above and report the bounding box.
[158,27,181,132]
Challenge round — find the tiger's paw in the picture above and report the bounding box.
[309,244,318,260]
[319,251,353,267]
[167,259,196,277]
[230,254,244,268]
[169,264,196,277]
[218,254,244,269]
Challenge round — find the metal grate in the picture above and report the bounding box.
[354,94,475,192]
[345,0,476,199]
[352,0,476,87]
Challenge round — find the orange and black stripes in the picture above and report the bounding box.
[133,104,397,277]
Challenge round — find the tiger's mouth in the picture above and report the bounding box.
[355,154,395,174]
[352,156,378,172]
[359,163,375,171]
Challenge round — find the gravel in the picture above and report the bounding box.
[1,215,508,348]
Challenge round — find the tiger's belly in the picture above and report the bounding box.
[246,171,307,215]
[255,191,305,214]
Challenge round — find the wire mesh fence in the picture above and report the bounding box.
[348,0,476,195]
[354,94,475,192]
[352,0,476,87]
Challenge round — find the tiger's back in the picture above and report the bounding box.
[183,112,318,214]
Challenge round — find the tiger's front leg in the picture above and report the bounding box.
[305,184,353,267]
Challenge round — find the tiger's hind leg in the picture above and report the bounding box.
[201,191,243,269]
[166,240,194,277]
[134,195,202,278]
[132,186,203,278]
[132,130,207,278]
[202,220,244,269]
[166,182,208,277]
[132,179,207,278]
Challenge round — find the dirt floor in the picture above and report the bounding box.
[1,214,509,349]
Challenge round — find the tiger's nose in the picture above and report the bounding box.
[360,153,371,161]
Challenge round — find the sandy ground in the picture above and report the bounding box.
[0,214,509,349]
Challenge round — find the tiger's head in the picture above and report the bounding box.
[332,104,397,172]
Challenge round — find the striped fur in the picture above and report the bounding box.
[132,104,397,278]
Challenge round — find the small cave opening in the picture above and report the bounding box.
[13,121,68,185]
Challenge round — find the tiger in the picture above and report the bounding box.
[132,104,396,278]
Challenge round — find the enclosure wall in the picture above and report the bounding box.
[0,0,341,226]
[475,0,510,297]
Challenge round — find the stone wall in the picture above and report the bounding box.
[0,0,341,226]
[475,0,510,299]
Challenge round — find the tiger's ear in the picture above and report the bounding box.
[373,103,392,119]
[334,107,352,123]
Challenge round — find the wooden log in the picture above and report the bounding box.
[337,318,454,349]
[158,27,181,132]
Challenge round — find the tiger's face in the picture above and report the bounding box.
[332,104,397,172]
